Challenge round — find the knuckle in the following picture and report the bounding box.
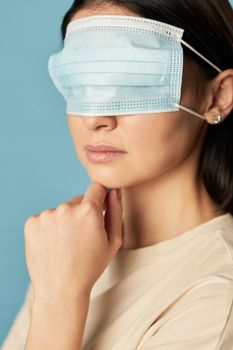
[56,202,71,214]
[41,209,52,216]
[40,209,53,222]
[81,200,98,213]
[24,216,36,233]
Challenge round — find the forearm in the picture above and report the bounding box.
[24,290,91,350]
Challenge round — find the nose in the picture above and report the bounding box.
[82,115,118,131]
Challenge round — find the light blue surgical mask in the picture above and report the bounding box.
[48,15,222,120]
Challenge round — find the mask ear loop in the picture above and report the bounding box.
[173,39,222,121]
[180,39,222,73]
[173,103,206,120]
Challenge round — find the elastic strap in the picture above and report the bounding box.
[180,39,222,73]
[176,39,222,121]
[174,103,206,120]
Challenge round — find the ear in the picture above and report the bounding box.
[203,68,233,124]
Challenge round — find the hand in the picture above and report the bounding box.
[24,182,123,302]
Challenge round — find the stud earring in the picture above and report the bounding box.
[212,115,223,124]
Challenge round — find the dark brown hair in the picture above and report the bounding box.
[60,0,233,214]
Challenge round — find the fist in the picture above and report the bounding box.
[24,182,123,302]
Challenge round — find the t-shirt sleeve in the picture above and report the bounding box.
[1,283,33,350]
[140,277,233,350]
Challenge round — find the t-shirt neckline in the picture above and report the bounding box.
[116,212,232,261]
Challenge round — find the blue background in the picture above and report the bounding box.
[1,0,233,345]
[0,0,91,344]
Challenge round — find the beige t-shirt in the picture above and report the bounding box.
[2,213,233,350]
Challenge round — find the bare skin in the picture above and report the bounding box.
[24,5,233,350]
[24,184,123,349]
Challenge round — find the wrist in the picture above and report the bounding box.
[32,288,91,315]
[25,290,91,350]
[32,285,92,307]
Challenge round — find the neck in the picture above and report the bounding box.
[119,160,225,250]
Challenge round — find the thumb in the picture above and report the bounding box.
[104,189,123,250]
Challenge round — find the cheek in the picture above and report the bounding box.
[127,114,202,176]
[67,116,86,151]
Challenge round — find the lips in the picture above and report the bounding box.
[84,144,126,152]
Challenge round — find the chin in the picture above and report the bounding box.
[86,170,145,190]
[88,176,123,190]
[85,169,124,189]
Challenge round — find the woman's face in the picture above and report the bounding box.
[67,6,208,189]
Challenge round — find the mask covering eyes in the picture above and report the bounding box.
[48,15,222,119]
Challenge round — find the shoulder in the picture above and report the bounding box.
[138,215,233,349]
[139,273,233,350]
[217,213,233,263]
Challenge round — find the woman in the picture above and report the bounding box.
[2,0,233,349]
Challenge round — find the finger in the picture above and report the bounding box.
[31,207,55,217]
[64,194,84,207]
[81,182,108,212]
[104,189,123,249]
